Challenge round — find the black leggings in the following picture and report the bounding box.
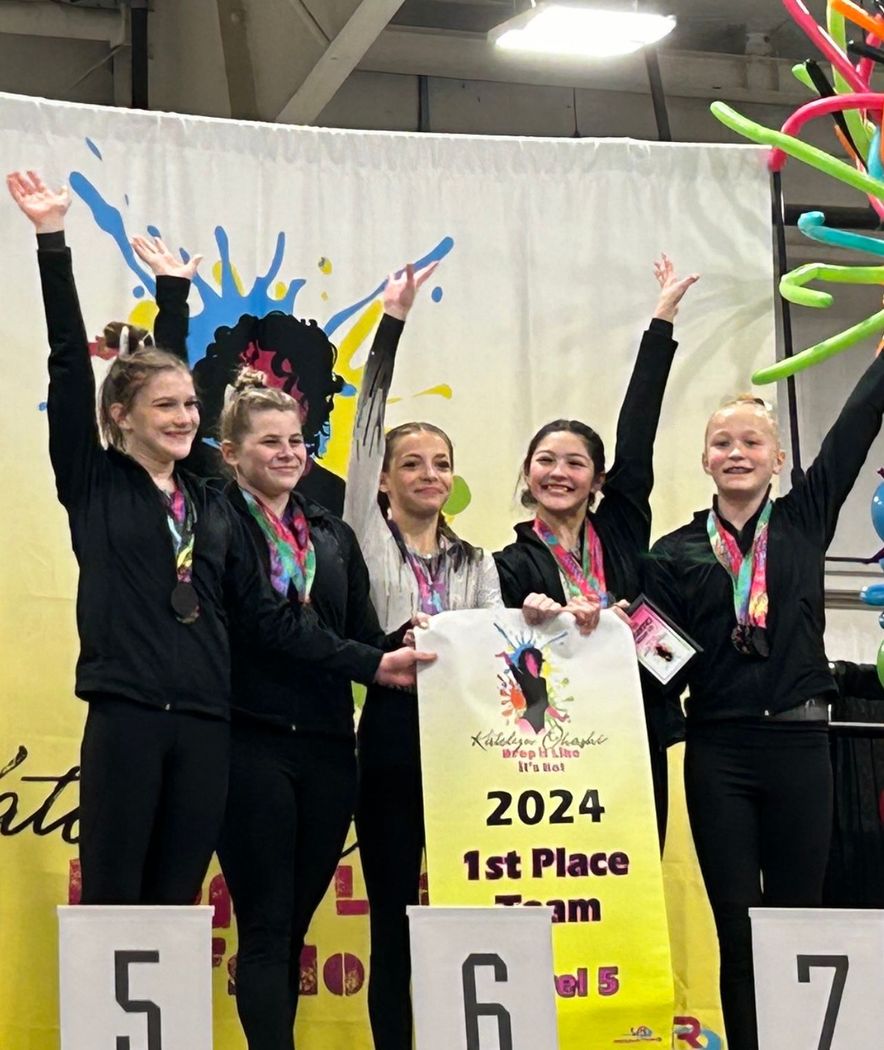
[684,721,832,1050]
[355,761,425,1050]
[218,723,357,1050]
[78,695,229,904]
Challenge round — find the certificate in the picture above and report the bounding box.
[626,595,700,685]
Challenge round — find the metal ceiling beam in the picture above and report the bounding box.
[276,0,407,125]
[0,1,124,42]
[359,26,809,106]
[216,0,259,119]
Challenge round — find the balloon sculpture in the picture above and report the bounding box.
[711,0,884,384]
[713,0,884,681]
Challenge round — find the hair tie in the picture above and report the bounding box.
[119,325,131,358]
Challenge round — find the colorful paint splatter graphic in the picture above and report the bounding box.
[494,623,573,734]
[65,142,468,514]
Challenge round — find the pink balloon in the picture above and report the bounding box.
[784,0,870,91]
[769,93,884,171]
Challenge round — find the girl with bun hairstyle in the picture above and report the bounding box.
[645,375,884,1050]
[9,170,427,912]
[134,236,430,1050]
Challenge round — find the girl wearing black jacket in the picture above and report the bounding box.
[9,170,426,909]
[644,367,884,1050]
[494,256,698,843]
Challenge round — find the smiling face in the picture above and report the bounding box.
[111,369,199,466]
[221,407,307,501]
[380,429,454,521]
[526,431,603,517]
[703,403,785,501]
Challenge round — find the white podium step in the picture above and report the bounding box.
[751,907,883,1050]
[58,905,213,1050]
[409,906,559,1050]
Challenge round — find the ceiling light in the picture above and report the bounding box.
[489,4,677,59]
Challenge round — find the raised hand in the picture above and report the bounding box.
[7,170,71,233]
[652,253,700,323]
[383,261,439,321]
[131,234,203,280]
[375,646,437,688]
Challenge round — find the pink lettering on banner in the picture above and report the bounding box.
[335,864,368,915]
[66,860,372,999]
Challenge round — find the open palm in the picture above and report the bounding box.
[7,170,71,232]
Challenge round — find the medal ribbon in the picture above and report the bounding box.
[242,490,316,603]
[164,486,196,583]
[706,500,772,629]
[532,517,608,606]
[403,548,448,615]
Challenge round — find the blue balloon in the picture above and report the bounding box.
[872,129,884,183]
[860,583,884,606]
[872,480,884,542]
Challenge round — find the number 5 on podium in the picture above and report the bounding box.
[115,949,162,1050]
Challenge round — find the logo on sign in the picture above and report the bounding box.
[494,624,573,734]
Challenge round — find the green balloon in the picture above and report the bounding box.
[791,63,816,92]
[779,262,884,309]
[443,474,472,517]
[826,5,873,158]
[710,101,884,200]
[877,638,884,689]
[752,306,884,384]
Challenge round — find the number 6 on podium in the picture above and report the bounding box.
[115,949,162,1050]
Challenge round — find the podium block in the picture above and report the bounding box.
[58,905,213,1050]
[408,906,559,1050]
[751,907,884,1050]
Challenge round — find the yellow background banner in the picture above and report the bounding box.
[0,89,773,1048]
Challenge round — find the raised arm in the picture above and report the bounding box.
[131,235,201,361]
[8,170,99,507]
[132,234,220,478]
[598,256,699,544]
[788,350,884,545]
[343,261,436,544]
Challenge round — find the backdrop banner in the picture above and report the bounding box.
[0,89,773,1048]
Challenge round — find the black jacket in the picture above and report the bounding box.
[495,319,677,607]
[155,271,389,737]
[227,485,387,738]
[644,352,884,722]
[37,239,382,719]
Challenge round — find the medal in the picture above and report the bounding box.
[171,581,200,624]
[730,624,769,658]
[163,483,199,624]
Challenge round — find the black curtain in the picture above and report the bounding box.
[825,662,884,906]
